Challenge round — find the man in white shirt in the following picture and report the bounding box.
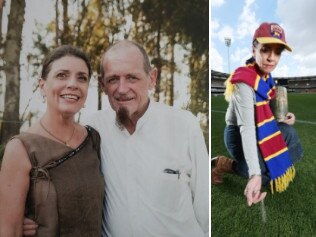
[94,40,208,237]
[23,40,209,237]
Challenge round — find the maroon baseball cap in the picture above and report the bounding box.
[253,22,292,52]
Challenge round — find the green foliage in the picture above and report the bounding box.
[187,55,209,115]
[175,0,209,56]
[175,0,209,142]
[129,0,208,111]
[27,0,208,142]
[211,93,316,236]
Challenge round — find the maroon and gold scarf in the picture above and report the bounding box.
[230,63,295,193]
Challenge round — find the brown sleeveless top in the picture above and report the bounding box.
[15,126,104,237]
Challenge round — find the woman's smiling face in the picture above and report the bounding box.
[40,56,90,116]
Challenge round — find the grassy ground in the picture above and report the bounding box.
[211,93,316,237]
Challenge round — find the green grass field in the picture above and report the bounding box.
[211,93,316,237]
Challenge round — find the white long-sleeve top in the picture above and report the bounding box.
[225,82,262,176]
[87,101,209,237]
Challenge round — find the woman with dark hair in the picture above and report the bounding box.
[212,23,303,206]
[0,45,104,236]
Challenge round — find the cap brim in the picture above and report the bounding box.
[256,37,292,52]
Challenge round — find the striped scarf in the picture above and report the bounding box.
[230,63,295,193]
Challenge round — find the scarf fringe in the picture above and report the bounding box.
[270,165,296,194]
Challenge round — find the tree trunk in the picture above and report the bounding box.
[0,0,25,144]
[153,24,161,102]
[98,84,102,110]
[165,35,175,106]
[0,0,5,46]
[0,0,5,75]
[55,0,60,46]
[61,0,70,44]
[75,0,87,46]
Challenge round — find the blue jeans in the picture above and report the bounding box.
[224,123,303,185]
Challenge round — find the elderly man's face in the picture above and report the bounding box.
[100,44,156,123]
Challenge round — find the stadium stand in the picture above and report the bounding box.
[211,70,316,94]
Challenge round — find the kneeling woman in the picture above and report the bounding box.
[212,22,303,206]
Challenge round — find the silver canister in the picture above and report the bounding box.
[270,86,288,122]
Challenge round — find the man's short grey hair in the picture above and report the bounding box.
[99,40,151,80]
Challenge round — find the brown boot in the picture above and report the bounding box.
[211,156,234,185]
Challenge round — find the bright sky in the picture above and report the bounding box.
[211,0,316,77]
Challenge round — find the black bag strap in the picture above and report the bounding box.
[44,126,92,170]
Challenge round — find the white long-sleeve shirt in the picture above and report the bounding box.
[225,82,261,176]
[87,101,209,237]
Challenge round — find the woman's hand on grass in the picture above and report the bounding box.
[244,175,267,206]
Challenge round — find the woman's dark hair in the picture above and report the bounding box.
[41,45,92,80]
[252,39,259,48]
[245,39,259,64]
[245,57,256,65]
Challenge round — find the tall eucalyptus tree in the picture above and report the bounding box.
[0,0,26,144]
